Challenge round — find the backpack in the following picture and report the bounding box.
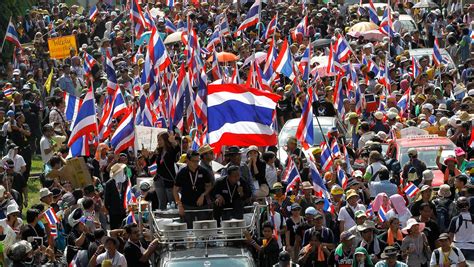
[453,212,474,233]
[434,247,460,265]
[434,198,452,232]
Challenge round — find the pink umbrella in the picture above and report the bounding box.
[347,30,385,41]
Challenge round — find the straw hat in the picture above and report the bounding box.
[402,218,425,234]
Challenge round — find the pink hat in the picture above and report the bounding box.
[454,147,466,157]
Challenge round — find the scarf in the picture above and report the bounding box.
[304,244,325,262]
[361,237,381,255]
[387,228,403,245]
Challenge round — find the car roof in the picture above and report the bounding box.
[408,48,449,56]
[396,136,455,147]
[162,246,252,260]
[283,116,336,128]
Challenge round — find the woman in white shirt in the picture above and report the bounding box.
[263,151,278,189]
[0,204,23,266]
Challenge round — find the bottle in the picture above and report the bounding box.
[166,202,171,210]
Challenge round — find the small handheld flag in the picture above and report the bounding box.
[148,162,157,176]
[378,207,388,222]
[403,182,420,199]
[44,207,59,225]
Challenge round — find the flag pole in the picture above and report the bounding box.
[0,17,12,54]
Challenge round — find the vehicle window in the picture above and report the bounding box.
[166,257,251,267]
[399,147,454,169]
[279,125,333,147]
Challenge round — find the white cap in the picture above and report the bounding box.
[374,111,384,120]
[422,103,434,113]
[6,204,20,216]
[422,170,434,180]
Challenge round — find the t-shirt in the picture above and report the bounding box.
[1,155,26,174]
[448,212,474,250]
[123,241,148,267]
[40,136,53,164]
[430,247,465,267]
[96,251,127,267]
[338,204,366,231]
[174,166,212,207]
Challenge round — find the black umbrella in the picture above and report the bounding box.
[311,39,332,48]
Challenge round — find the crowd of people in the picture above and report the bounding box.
[0,0,474,266]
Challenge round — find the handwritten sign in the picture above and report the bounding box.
[134,125,167,153]
[47,35,78,59]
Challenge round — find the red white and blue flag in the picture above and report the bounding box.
[2,84,14,98]
[123,179,137,210]
[334,35,352,63]
[88,5,99,21]
[130,0,147,38]
[68,85,97,147]
[308,160,329,197]
[379,6,395,37]
[5,20,21,48]
[44,207,59,225]
[64,91,82,125]
[165,18,177,33]
[432,38,445,66]
[83,52,97,75]
[166,0,174,9]
[111,107,134,154]
[126,211,137,224]
[320,142,334,171]
[264,14,277,39]
[295,87,314,150]
[378,207,388,222]
[149,26,171,71]
[148,162,157,176]
[337,165,348,189]
[299,43,311,81]
[282,156,302,193]
[366,0,380,25]
[50,224,58,237]
[411,56,421,79]
[403,182,420,198]
[273,38,295,79]
[397,88,410,117]
[331,139,342,158]
[234,0,261,37]
[291,16,308,41]
[207,84,280,152]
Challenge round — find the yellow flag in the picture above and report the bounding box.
[44,68,54,94]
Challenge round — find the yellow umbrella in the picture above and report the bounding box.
[348,22,379,33]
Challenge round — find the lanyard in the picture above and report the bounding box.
[226,179,236,204]
[189,170,199,191]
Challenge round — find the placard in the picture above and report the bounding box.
[47,35,78,59]
[134,125,167,153]
[46,157,92,188]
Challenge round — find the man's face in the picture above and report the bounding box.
[420,206,432,218]
[347,195,358,206]
[361,229,373,241]
[230,154,241,165]
[262,227,273,239]
[187,156,200,169]
[129,226,140,241]
[229,171,240,184]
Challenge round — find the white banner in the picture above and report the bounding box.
[134,126,167,154]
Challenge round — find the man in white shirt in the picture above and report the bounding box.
[39,125,55,164]
[430,233,466,267]
[448,197,474,261]
[90,237,127,267]
[338,189,366,233]
[1,144,26,174]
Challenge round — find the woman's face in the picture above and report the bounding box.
[262,227,273,239]
[356,253,366,263]
[411,224,419,234]
[390,219,400,229]
[157,135,165,148]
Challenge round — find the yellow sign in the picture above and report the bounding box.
[47,35,78,59]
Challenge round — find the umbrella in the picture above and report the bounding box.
[413,0,438,8]
[348,22,379,33]
[347,30,385,41]
[311,39,331,48]
[309,56,336,77]
[207,52,239,63]
[164,31,184,44]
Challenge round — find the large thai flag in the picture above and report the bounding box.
[68,85,97,147]
[320,142,333,171]
[111,107,135,153]
[366,0,380,25]
[337,165,348,189]
[234,0,261,37]
[333,75,346,119]
[105,50,117,95]
[308,160,329,197]
[149,26,171,71]
[411,56,421,79]
[273,39,295,79]
[130,0,147,38]
[5,21,21,48]
[83,52,97,75]
[291,16,308,41]
[397,88,410,117]
[295,87,314,150]
[264,14,277,39]
[165,18,177,33]
[282,156,302,192]
[207,84,280,152]
[63,91,82,125]
[379,6,395,37]
[88,5,99,21]
[432,38,444,66]
[299,44,311,81]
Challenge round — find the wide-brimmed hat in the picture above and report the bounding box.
[39,188,53,199]
[437,233,450,241]
[272,182,283,190]
[340,231,356,241]
[198,144,213,155]
[402,218,425,234]
[246,145,259,155]
[346,189,359,199]
[438,184,452,198]
[301,181,313,190]
[6,204,20,216]
[357,220,376,232]
[110,163,127,178]
[225,146,241,155]
[380,246,399,259]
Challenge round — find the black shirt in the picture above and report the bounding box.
[123,240,149,267]
[213,177,252,208]
[175,166,212,207]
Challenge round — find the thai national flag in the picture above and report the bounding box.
[334,35,352,63]
[403,182,420,199]
[363,55,380,76]
[355,84,363,115]
[5,21,21,48]
[308,160,329,197]
[165,18,177,33]
[88,5,99,21]
[378,207,388,222]
[68,84,98,147]
[326,43,336,75]
[432,38,444,66]
[143,7,156,29]
[291,16,308,41]
[166,0,174,9]
[282,156,302,193]
[44,207,59,225]
[206,28,221,52]
[333,75,346,118]
[68,134,90,158]
[367,0,380,25]
[219,15,231,36]
[262,39,278,86]
[63,91,82,125]
[148,162,157,176]
[123,179,137,210]
[379,6,395,37]
[149,26,171,71]
[337,165,348,189]
[296,87,314,149]
[397,88,410,117]
[320,142,334,171]
[193,69,208,127]
[299,44,311,81]
[135,86,157,127]
[50,224,58,237]
[3,85,14,98]
[105,50,117,94]
[411,56,421,79]
[331,140,341,158]
[211,49,222,80]
[83,52,97,75]
[323,197,335,214]
[126,211,137,224]
[273,38,295,79]
[130,0,147,38]
[207,84,280,152]
[264,14,277,39]
[234,0,261,37]
[366,203,374,218]
[111,107,135,153]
